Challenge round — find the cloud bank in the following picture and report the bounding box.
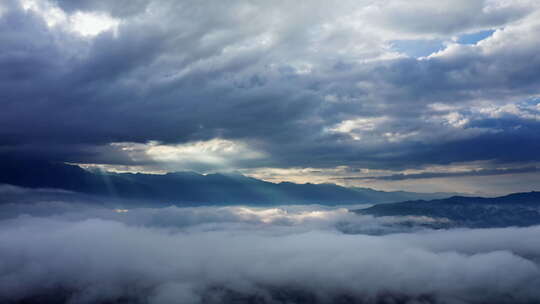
[1,190,540,303]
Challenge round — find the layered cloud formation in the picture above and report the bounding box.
[1,187,540,303]
[1,0,540,192]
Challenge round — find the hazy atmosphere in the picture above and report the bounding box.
[1,0,540,303]
[2,185,540,304]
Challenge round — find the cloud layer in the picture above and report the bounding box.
[1,188,540,303]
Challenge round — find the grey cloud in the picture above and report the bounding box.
[366,0,534,36]
[1,196,540,303]
[52,0,150,17]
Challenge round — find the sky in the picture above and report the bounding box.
[1,0,540,194]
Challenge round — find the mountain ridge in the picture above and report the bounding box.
[0,160,458,205]
[357,191,540,228]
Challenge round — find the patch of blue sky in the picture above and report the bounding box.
[390,39,445,58]
[524,96,540,105]
[521,98,540,115]
[457,29,495,44]
[391,30,495,58]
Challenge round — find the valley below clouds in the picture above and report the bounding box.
[1,187,540,304]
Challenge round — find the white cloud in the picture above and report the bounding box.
[1,199,540,303]
[20,0,119,36]
[326,117,388,141]
[103,139,266,172]
[69,11,119,36]
[476,102,540,121]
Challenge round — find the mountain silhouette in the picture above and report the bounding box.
[357,192,540,228]
[0,160,456,205]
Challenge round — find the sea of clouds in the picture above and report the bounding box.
[1,184,540,304]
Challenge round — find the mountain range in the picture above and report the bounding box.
[0,160,457,205]
[357,191,540,228]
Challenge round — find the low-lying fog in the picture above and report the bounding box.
[1,185,539,304]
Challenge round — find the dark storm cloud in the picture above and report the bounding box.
[1,0,540,172]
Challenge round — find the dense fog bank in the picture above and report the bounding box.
[1,187,539,303]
